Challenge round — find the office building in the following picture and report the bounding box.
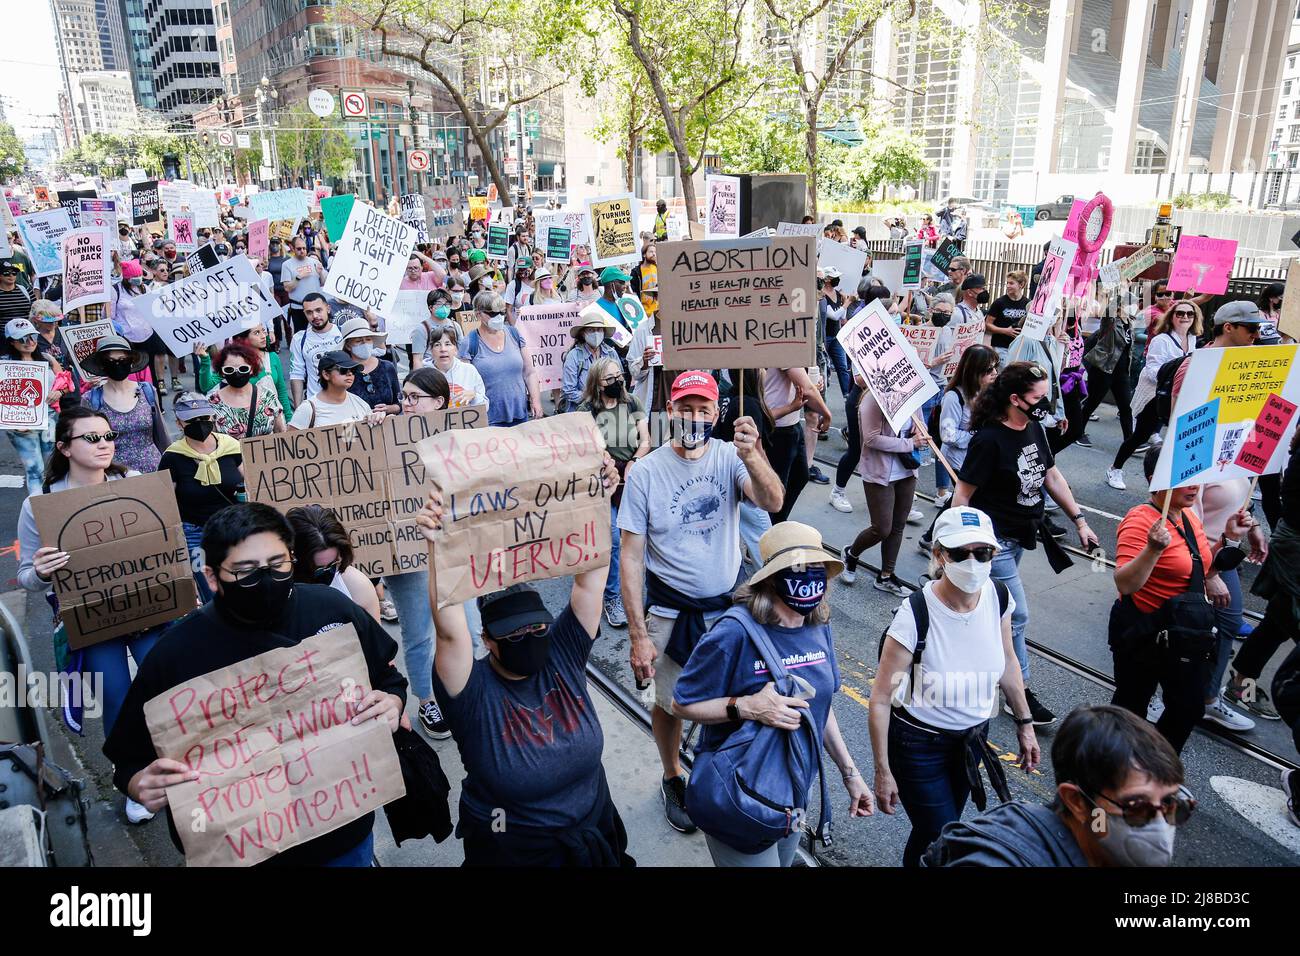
[143,0,223,121]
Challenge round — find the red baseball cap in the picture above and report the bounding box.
[670,370,719,402]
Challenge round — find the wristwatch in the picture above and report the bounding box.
[726,696,741,722]
[1012,714,1034,726]
[1068,513,1085,524]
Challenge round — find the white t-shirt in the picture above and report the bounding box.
[289,325,344,399]
[886,579,1014,731]
[442,357,489,411]
[289,392,373,429]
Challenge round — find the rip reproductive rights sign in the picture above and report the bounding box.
[657,235,817,370]
[242,408,486,577]
[30,472,195,649]
[324,203,416,315]
[143,625,405,867]
[417,413,611,607]
[137,257,280,358]
[516,301,582,390]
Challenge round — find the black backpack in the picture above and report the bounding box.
[1152,336,1192,426]
[928,388,962,446]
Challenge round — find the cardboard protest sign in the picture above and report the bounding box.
[776,222,821,237]
[943,319,986,380]
[136,257,279,358]
[15,208,74,277]
[61,230,112,312]
[657,236,816,370]
[1236,393,1298,475]
[381,290,432,347]
[468,195,488,221]
[1022,237,1077,340]
[705,175,742,239]
[417,413,610,606]
[242,408,486,577]
[33,185,51,204]
[836,299,938,432]
[246,218,269,260]
[131,180,160,225]
[57,319,115,385]
[817,238,869,285]
[247,187,310,223]
[1098,260,1122,291]
[486,224,509,260]
[902,241,923,290]
[1169,399,1219,486]
[901,325,940,364]
[324,204,416,315]
[398,193,428,243]
[170,215,196,252]
[516,301,582,390]
[184,242,221,274]
[929,237,961,276]
[143,625,405,867]
[1279,260,1300,342]
[0,361,48,430]
[545,226,572,263]
[78,198,118,240]
[422,185,461,240]
[269,218,299,243]
[1149,345,1300,490]
[320,194,355,242]
[1168,236,1236,295]
[586,193,639,267]
[29,472,195,648]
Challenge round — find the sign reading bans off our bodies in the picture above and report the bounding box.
[417,413,611,607]
[143,625,405,867]
[657,236,817,370]
[30,472,196,649]
[242,408,486,578]
[136,257,280,358]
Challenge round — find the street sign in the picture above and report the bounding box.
[235,132,251,149]
[309,89,337,119]
[408,150,431,172]
[215,130,235,148]
[341,90,368,119]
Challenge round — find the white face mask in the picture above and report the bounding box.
[943,556,991,594]
[350,343,373,360]
[583,330,605,348]
[1097,812,1177,867]
[486,314,506,332]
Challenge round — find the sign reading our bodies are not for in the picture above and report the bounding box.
[325,204,416,315]
[657,236,817,370]
[242,408,486,578]
[837,299,938,432]
[143,625,405,867]
[516,301,582,390]
[1149,345,1300,491]
[137,257,280,357]
[417,413,611,607]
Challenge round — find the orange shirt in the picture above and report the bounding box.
[1115,504,1213,614]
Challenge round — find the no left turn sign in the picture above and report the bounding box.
[408,149,431,172]
[341,90,369,119]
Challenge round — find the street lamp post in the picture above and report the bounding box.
[254,75,280,188]
[406,79,422,193]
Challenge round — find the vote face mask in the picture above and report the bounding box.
[943,556,991,594]
[775,565,827,614]
[671,416,713,449]
[216,566,293,624]
[1097,812,1177,867]
[492,628,552,677]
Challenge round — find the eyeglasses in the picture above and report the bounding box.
[72,431,118,444]
[220,554,294,582]
[495,621,549,643]
[943,545,995,563]
[1084,786,1197,828]
[1155,290,1172,297]
[401,390,434,404]
[221,365,252,376]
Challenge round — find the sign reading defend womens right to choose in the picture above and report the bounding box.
[1150,345,1300,491]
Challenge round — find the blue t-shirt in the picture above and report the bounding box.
[461,326,529,425]
[431,606,604,829]
[673,613,841,754]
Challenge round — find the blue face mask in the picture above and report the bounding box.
[775,565,827,615]
[671,416,713,449]
[434,305,451,320]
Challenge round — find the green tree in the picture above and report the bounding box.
[818,127,929,202]
[712,113,805,175]
[0,123,29,180]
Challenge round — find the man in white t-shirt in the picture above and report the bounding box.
[288,350,383,429]
[289,293,343,405]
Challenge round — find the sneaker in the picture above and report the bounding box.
[1075,434,1093,448]
[1042,516,1068,539]
[1225,678,1282,720]
[171,377,183,391]
[157,380,168,396]
[1146,694,1166,723]
[604,595,628,628]
[1237,621,1254,640]
[125,797,154,824]
[1149,433,1163,448]
[934,490,952,508]
[1106,468,1127,490]
[662,775,697,833]
[906,509,924,524]
[1133,444,1150,456]
[1023,688,1056,726]
[379,599,399,623]
[1088,413,1099,422]
[817,431,828,441]
[918,535,933,555]
[1282,769,1299,827]
[840,549,858,585]
[418,700,452,739]
[808,466,830,485]
[873,574,908,596]
[1202,695,1256,732]
[829,488,853,513]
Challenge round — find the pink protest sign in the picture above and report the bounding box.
[1235,393,1299,474]
[1168,236,1237,295]
[516,301,582,390]
[247,218,269,260]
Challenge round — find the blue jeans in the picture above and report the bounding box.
[888,715,977,867]
[824,333,853,398]
[383,569,435,701]
[991,538,1029,681]
[323,831,374,867]
[919,392,947,486]
[606,503,622,603]
[739,500,772,577]
[83,627,166,736]
[182,522,214,604]
[1207,566,1243,699]
[8,427,53,495]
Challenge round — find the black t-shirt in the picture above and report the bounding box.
[348,359,400,410]
[958,420,1055,548]
[714,382,775,454]
[159,449,244,525]
[987,295,1029,349]
[103,585,407,866]
[1282,443,1300,530]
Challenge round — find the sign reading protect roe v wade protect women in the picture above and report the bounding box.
[417,413,611,607]
[1148,345,1300,491]
[143,625,405,867]
[137,257,280,358]
[242,408,486,578]
[657,236,817,370]
[30,472,196,649]
[324,204,416,314]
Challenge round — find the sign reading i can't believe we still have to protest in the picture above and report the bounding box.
[143,624,405,867]
[417,413,611,607]
[656,235,817,370]
[242,408,486,578]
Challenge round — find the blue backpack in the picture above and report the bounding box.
[685,606,831,855]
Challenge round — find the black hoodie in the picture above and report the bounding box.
[922,801,1090,867]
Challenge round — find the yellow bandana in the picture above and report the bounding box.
[165,432,241,486]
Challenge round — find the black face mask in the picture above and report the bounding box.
[602,380,623,400]
[183,419,216,441]
[931,310,953,328]
[1019,395,1053,422]
[223,370,252,389]
[216,566,294,624]
[492,627,552,677]
[310,560,340,585]
[976,290,990,304]
[102,360,134,382]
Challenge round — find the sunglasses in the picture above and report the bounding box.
[72,431,118,444]
[484,310,507,318]
[221,365,252,376]
[495,621,549,643]
[1155,290,1172,297]
[1173,308,1194,317]
[1084,786,1196,829]
[943,545,995,563]
[310,560,341,584]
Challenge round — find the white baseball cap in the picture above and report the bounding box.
[4,318,38,340]
[932,507,999,550]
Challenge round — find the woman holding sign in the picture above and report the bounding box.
[3,317,67,494]
[80,336,168,474]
